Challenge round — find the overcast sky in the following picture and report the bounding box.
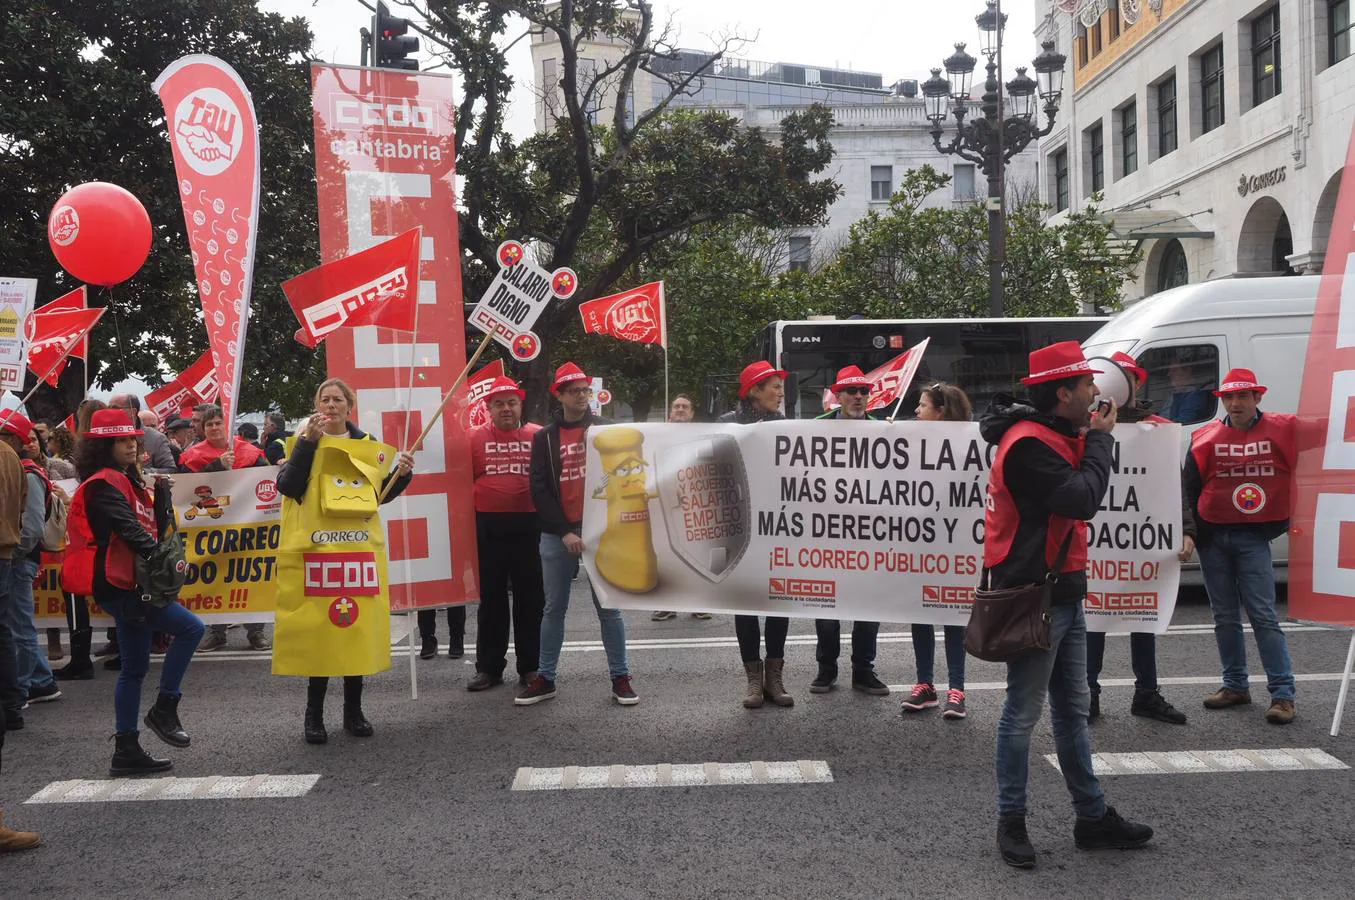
[262,0,1043,140]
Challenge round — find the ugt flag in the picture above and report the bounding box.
[578,281,666,348]
[26,307,104,387]
[283,227,421,348]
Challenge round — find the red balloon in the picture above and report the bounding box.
[47,182,152,287]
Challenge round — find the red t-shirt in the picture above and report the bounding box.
[558,424,587,525]
[470,422,541,513]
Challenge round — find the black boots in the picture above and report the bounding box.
[305,676,371,741]
[304,707,327,744]
[55,629,95,681]
[997,815,1036,868]
[110,732,173,777]
[343,677,373,737]
[144,693,190,747]
[1074,806,1154,851]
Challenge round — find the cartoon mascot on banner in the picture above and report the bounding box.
[272,435,408,677]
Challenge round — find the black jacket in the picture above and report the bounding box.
[717,400,784,425]
[264,429,292,466]
[86,466,171,596]
[529,410,610,536]
[979,395,1114,605]
[1181,413,1287,549]
[277,421,411,503]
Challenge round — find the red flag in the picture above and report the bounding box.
[145,350,219,422]
[578,281,666,348]
[153,55,260,432]
[62,414,76,431]
[33,286,89,360]
[283,228,421,348]
[822,338,931,413]
[452,360,506,432]
[26,307,104,387]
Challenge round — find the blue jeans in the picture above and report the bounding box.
[6,557,55,695]
[1198,529,1294,701]
[538,534,628,682]
[1086,631,1158,696]
[996,603,1106,820]
[97,594,205,734]
[0,559,20,712]
[912,624,967,690]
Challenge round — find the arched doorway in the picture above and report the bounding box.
[1236,196,1292,274]
[1312,170,1344,267]
[1157,239,1189,292]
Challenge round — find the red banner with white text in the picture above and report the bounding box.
[310,65,477,612]
[1291,122,1355,627]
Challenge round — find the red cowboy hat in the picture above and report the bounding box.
[1110,351,1149,386]
[1021,341,1103,386]
[738,361,788,399]
[0,411,33,443]
[483,375,526,404]
[550,362,590,396]
[1214,368,1268,396]
[83,408,143,438]
[830,365,872,393]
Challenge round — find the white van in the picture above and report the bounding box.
[1081,274,1319,584]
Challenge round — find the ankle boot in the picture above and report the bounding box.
[144,692,190,748]
[110,732,173,777]
[342,677,373,736]
[304,707,327,744]
[742,661,765,709]
[55,629,95,680]
[763,658,794,707]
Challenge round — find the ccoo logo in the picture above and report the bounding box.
[173,87,244,177]
[1232,482,1267,515]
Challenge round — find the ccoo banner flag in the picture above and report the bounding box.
[152,55,260,433]
[283,227,421,347]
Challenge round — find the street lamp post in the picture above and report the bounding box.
[922,1,1066,316]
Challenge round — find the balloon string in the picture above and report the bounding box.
[108,285,128,381]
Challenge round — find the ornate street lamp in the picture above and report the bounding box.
[927,1,1066,316]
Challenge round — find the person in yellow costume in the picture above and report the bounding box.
[591,427,658,593]
[274,378,413,745]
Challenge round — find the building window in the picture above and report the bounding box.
[1088,124,1104,193]
[1120,101,1138,177]
[1332,0,1352,66]
[1090,19,1103,56]
[1157,75,1177,156]
[1109,8,1121,42]
[953,164,976,201]
[870,165,893,201]
[1252,6,1282,106]
[1201,44,1225,133]
[1157,240,1190,293]
[1076,25,1089,68]
[788,236,811,273]
[1053,149,1069,212]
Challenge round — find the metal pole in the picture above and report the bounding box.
[989,0,1006,318]
[360,27,371,67]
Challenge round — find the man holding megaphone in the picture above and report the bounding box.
[1082,352,1193,726]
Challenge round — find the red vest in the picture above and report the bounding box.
[1190,413,1297,525]
[984,420,1089,574]
[62,468,156,594]
[470,422,540,514]
[179,436,265,472]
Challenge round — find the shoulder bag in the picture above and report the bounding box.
[963,529,1074,663]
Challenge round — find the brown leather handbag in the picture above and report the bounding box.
[964,531,1074,663]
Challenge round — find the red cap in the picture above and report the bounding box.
[1110,351,1149,386]
[482,375,526,405]
[1215,368,1268,396]
[830,366,872,393]
[550,362,590,396]
[1021,341,1103,386]
[83,408,144,438]
[0,411,34,443]
[738,361,788,399]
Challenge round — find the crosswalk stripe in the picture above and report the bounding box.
[511,760,834,791]
[24,774,321,805]
[1044,748,1347,776]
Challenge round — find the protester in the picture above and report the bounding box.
[262,412,290,465]
[903,381,974,718]
[73,399,114,673]
[0,414,62,706]
[177,405,270,652]
[719,361,794,709]
[652,393,711,623]
[981,341,1152,868]
[44,423,76,465]
[277,378,413,743]
[418,607,466,660]
[164,417,192,467]
[190,404,210,445]
[67,409,205,775]
[0,431,26,733]
[108,394,175,472]
[1184,367,1297,725]
[808,366,889,697]
[464,376,543,691]
[520,362,637,707]
[1084,352,1189,725]
[32,421,74,664]
[138,410,159,430]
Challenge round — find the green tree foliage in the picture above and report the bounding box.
[0,0,323,420]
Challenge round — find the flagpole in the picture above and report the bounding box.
[408,611,419,701]
[2,317,102,431]
[885,396,905,423]
[400,292,423,448]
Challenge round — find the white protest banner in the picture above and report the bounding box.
[581,420,1182,632]
[467,240,577,362]
[0,277,37,392]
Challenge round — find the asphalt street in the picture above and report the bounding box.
[3,585,1354,900]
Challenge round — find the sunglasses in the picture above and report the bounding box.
[840,387,870,396]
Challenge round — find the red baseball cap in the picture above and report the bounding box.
[1110,351,1149,386]
[0,411,34,444]
[482,375,526,404]
[738,361,788,399]
[1021,341,1103,386]
[1215,368,1268,396]
[550,362,590,396]
[83,408,144,438]
[831,366,872,393]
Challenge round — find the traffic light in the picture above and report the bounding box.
[372,1,419,70]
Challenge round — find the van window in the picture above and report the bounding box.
[1136,344,1220,424]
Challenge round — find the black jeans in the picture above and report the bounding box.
[0,560,20,713]
[473,513,544,678]
[1085,631,1159,696]
[814,619,879,677]
[735,616,788,663]
[64,592,91,632]
[417,606,466,642]
[307,675,364,712]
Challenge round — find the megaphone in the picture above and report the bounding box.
[1087,356,1133,412]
